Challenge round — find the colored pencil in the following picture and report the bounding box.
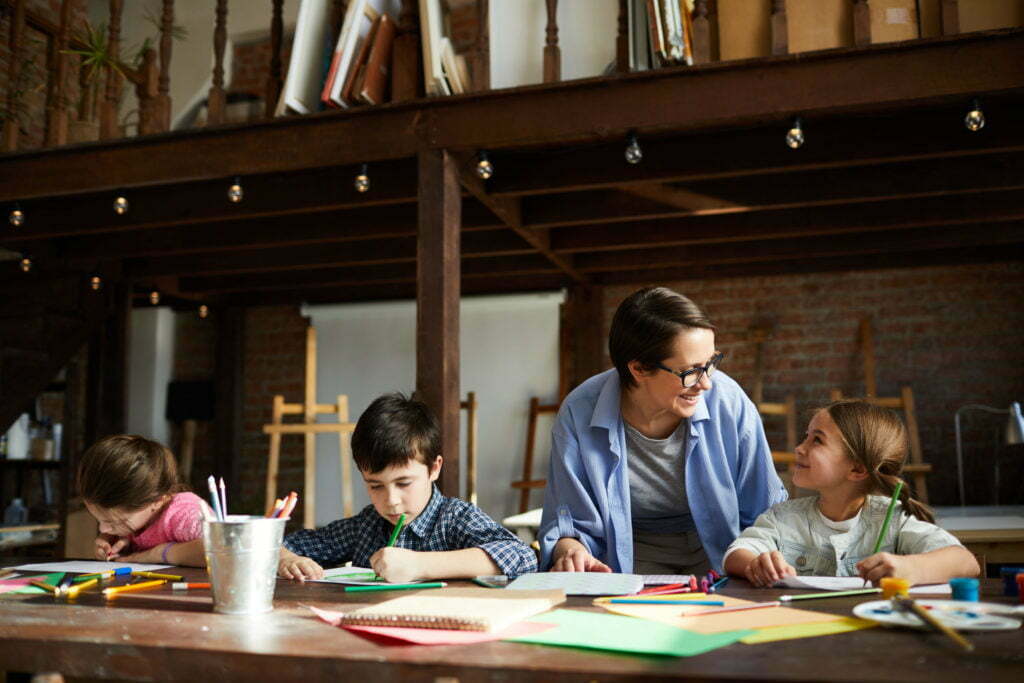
[0,567,16,579]
[893,596,974,652]
[277,491,298,519]
[779,588,881,602]
[688,601,780,616]
[207,475,224,521]
[386,513,406,547]
[709,576,729,593]
[266,498,284,517]
[66,578,98,598]
[639,585,694,596]
[73,567,131,583]
[864,480,903,585]
[608,598,725,606]
[638,582,686,595]
[171,582,211,590]
[29,580,58,594]
[102,579,166,597]
[133,571,184,581]
[218,476,228,519]
[344,582,446,592]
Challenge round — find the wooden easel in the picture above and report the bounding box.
[748,325,798,466]
[830,318,932,503]
[461,391,479,505]
[511,396,560,513]
[262,326,356,529]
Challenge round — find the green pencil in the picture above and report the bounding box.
[863,480,904,585]
[344,582,446,592]
[779,588,882,602]
[386,513,406,547]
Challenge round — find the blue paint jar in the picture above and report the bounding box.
[1000,566,1024,596]
[949,577,979,602]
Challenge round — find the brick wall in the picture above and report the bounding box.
[603,261,1024,507]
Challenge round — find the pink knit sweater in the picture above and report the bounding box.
[130,491,205,551]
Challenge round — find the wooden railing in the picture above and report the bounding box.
[2,0,968,154]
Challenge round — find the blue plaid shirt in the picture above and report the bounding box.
[283,487,537,577]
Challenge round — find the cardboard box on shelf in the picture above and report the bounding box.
[787,0,854,53]
[870,0,919,43]
[718,0,771,61]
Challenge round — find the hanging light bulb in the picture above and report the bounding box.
[354,164,370,193]
[113,194,129,215]
[964,98,985,132]
[149,290,161,305]
[228,176,244,203]
[19,257,31,273]
[9,204,24,227]
[198,304,209,319]
[624,133,643,164]
[90,275,102,291]
[785,116,805,149]
[476,151,494,180]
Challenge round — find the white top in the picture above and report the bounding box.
[724,495,963,577]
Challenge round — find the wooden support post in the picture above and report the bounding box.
[156,0,175,130]
[473,0,490,91]
[207,0,228,126]
[416,148,461,497]
[45,0,74,147]
[616,0,629,73]
[543,0,560,83]
[770,0,787,56]
[337,395,353,517]
[940,0,960,36]
[3,0,26,152]
[564,284,605,395]
[134,49,160,135]
[265,0,284,117]
[392,0,422,101]
[100,0,123,140]
[853,0,871,47]
[303,326,318,529]
[463,392,478,504]
[214,306,245,501]
[692,0,711,65]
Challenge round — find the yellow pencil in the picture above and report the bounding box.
[133,571,183,581]
[102,579,166,597]
[29,580,58,594]
[66,577,99,598]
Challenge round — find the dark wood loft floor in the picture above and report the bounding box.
[1,29,1022,308]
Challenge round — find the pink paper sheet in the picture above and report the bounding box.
[308,605,556,644]
[0,577,39,593]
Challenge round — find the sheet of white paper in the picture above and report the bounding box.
[310,566,424,586]
[642,574,695,585]
[507,572,644,596]
[11,561,171,573]
[774,575,951,594]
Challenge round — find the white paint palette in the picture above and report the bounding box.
[853,599,1022,631]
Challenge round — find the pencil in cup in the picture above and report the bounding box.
[276,492,298,519]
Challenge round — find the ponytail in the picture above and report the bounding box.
[875,469,933,523]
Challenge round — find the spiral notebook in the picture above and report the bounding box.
[337,588,564,632]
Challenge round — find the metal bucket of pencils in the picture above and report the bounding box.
[203,516,286,615]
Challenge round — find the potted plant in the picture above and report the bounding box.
[62,21,121,143]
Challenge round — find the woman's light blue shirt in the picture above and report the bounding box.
[538,368,787,572]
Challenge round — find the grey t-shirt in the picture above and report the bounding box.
[625,420,697,534]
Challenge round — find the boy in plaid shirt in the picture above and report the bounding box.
[278,393,537,582]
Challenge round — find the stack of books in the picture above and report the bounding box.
[629,0,695,71]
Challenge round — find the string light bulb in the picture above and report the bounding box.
[354,164,370,193]
[476,151,494,180]
[90,275,102,291]
[786,117,805,149]
[964,98,985,132]
[20,257,31,272]
[149,290,160,305]
[198,304,209,319]
[9,204,24,227]
[228,176,244,203]
[113,194,129,215]
[624,133,643,164]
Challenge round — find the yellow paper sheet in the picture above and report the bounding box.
[597,594,847,634]
[740,618,876,644]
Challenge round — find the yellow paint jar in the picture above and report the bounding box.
[880,577,910,599]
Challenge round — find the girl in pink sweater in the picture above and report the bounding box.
[77,435,206,567]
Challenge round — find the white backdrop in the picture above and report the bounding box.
[303,291,563,525]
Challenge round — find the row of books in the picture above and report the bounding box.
[276,0,470,117]
[629,0,695,71]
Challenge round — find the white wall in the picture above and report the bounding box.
[490,0,619,89]
[126,307,175,444]
[302,291,563,526]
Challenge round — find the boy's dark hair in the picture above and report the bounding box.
[351,393,441,473]
[77,434,185,510]
[609,286,715,389]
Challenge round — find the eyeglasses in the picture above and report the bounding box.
[656,352,724,388]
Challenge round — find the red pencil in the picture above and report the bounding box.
[639,583,686,595]
[277,492,298,519]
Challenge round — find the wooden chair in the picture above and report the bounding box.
[747,325,799,468]
[830,318,932,503]
[511,397,560,513]
[460,391,479,505]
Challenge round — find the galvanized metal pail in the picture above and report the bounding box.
[203,516,286,615]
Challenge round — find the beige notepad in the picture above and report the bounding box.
[339,588,565,632]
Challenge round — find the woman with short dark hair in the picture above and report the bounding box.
[539,286,787,574]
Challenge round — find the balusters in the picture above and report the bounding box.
[770,0,787,56]
[208,0,228,126]
[135,47,160,135]
[692,0,712,64]
[45,0,74,146]
[392,0,422,102]
[616,0,628,73]
[99,0,123,140]
[543,0,560,82]
[853,0,870,46]
[265,0,284,117]
[473,0,489,91]
[3,0,26,151]
[940,0,960,35]
[156,0,175,129]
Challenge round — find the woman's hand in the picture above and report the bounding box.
[551,537,612,572]
[743,550,796,587]
[277,548,324,581]
[94,534,127,561]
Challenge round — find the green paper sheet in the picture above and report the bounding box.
[4,573,65,595]
[505,609,753,657]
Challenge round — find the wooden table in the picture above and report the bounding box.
[1,564,1022,682]
[935,506,1024,567]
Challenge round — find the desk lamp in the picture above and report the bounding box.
[954,402,1024,506]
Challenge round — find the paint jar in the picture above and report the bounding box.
[880,577,910,599]
[204,516,286,615]
[1000,566,1024,597]
[1017,574,1024,604]
[949,577,979,602]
